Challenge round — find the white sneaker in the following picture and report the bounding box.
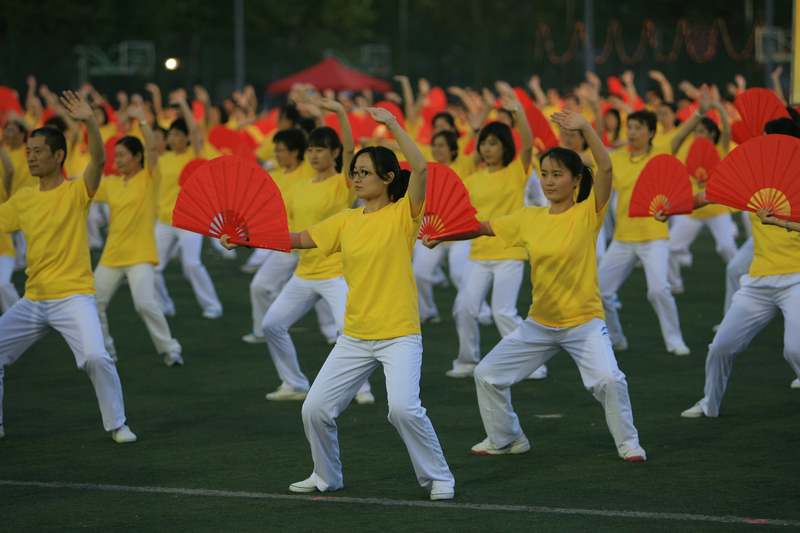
[242,332,266,344]
[266,386,308,401]
[478,314,494,326]
[421,315,441,324]
[620,447,647,462]
[612,337,628,351]
[712,323,721,332]
[202,308,223,320]
[430,484,455,501]
[289,477,318,493]
[526,365,548,380]
[681,401,705,418]
[112,424,137,443]
[791,379,800,389]
[164,351,184,367]
[326,337,338,346]
[354,391,375,405]
[670,343,691,356]
[220,249,237,260]
[471,434,530,455]
[446,368,475,378]
[240,263,260,274]
[671,285,685,295]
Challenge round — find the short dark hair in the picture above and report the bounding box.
[350,146,410,203]
[660,102,681,127]
[603,108,621,141]
[497,108,516,128]
[765,118,800,139]
[116,136,145,167]
[169,117,189,136]
[44,115,68,133]
[477,121,515,167]
[5,119,27,135]
[627,110,657,145]
[273,128,306,162]
[539,147,594,203]
[432,112,456,131]
[152,125,167,138]
[280,104,300,125]
[307,126,343,172]
[29,126,68,166]
[431,130,459,163]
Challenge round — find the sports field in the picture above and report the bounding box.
[1,230,797,532]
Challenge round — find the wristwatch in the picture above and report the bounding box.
[786,220,793,233]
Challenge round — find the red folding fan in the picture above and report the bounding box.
[360,100,406,140]
[0,86,23,114]
[172,156,291,251]
[685,137,720,184]
[400,161,481,240]
[705,134,800,222]
[179,158,208,186]
[103,135,123,176]
[730,120,752,145]
[733,88,790,143]
[208,126,252,158]
[524,104,560,154]
[629,154,694,217]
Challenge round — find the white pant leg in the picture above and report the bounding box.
[250,251,299,337]
[596,220,607,264]
[12,231,26,269]
[413,241,446,321]
[126,263,181,355]
[452,260,495,370]
[94,264,127,357]
[177,229,222,313]
[560,318,641,455]
[667,216,703,291]
[638,240,685,351]
[0,298,51,425]
[598,240,638,346]
[245,248,271,268]
[314,299,339,342]
[154,222,179,315]
[474,319,561,448]
[724,237,753,316]
[489,261,524,338]
[0,255,20,313]
[447,242,471,290]
[87,202,105,249]
[705,213,738,264]
[741,210,752,239]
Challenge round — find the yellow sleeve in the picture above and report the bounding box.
[307,210,350,256]
[488,207,527,248]
[0,195,20,234]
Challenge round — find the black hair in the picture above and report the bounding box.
[496,108,516,128]
[116,136,145,168]
[29,126,67,166]
[764,118,800,139]
[604,108,621,141]
[649,88,664,101]
[169,117,189,135]
[785,106,800,128]
[432,112,457,132]
[152,125,167,138]
[44,115,68,133]
[307,126,343,172]
[627,110,658,145]
[699,117,721,145]
[297,117,316,135]
[539,147,594,203]
[350,146,410,203]
[5,119,28,135]
[212,103,229,125]
[94,105,108,125]
[280,104,301,125]
[477,121,516,167]
[431,130,459,163]
[660,102,682,127]
[273,128,306,162]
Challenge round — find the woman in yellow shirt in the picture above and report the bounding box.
[224,107,455,500]
[93,107,183,366]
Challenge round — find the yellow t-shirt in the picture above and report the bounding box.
[308,195,424,340]
[464,157,530,260]
[609,144,671,242]
[653,127,679,153]
[0,187,14,258]
[491,188,609,328]
[269,163,314,232]
[5,145,37,197]
[449,154,476,181]
[292,171,356,279]
[94,167,159,267]
[155,145,219,225]
[0,177,94,300]
[749,212,800,277]
[255,130,278,162]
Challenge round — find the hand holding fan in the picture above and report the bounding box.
[172,156,291,251]
[733,88,790,142]
[705,134,800,222]
[685,137,720,184]
[628,154,694,217]
[400,162,481,240]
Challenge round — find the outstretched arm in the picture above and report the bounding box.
[758,207,800,232]
[0,145,14,194]
[221,230,319,251]
[60,90,105,196]
[422,221,494,248]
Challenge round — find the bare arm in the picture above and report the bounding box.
[60,91,105,196]
[145,83,164,122]
[758,207,800,232]
[422,221,494,248]
[221,229,318,250]
[393,75,418,128]
[174,98,203,157]
[128,105,159,171]
[319,98,354,176]
[0,146,14,194]
[711,86,731,154]
[621,70,638,108]
[671,85,712,155]
[497,82,533,171]
[448,86,479,116]
[649,71,674,103]
[528,75,548,109]
[771,66,787,106]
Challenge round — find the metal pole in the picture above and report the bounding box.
[765,0,774,88]
[235,0,245,91]
[584,0,595,74]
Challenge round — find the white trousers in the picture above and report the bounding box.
[0,294,127,430]
[474,317,642,455]
[245,248,271,268]
[724,237,754,316]
[452,259,524,371]
[95,263,181,357]
[262,275,368,394]
[598,239,685,351]
[154,222,222,316]
[0,255,20,313]
[668,214,737,291]
[87,201,106,250]
[302,334,454,492]
[698,273,800,417]
[12,231,26,270]
[250,251,336,340]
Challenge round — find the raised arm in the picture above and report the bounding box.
[551,110,612,212]
[393,75,419,128]
[649,71,674,103]
[145,83,164,122]
[60,90,105,196]
[771,66,787,106]
[711,86,731,154]
[621,70,639,108]
[528,75,548,109]
[319,98,355,175]
[127,105,159,171]
[0,145,14,194]
[671,85,712,155]
[497,82,533,171]
[174,98,203,157]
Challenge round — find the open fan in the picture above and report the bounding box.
[730,120,752,145]
[172,155,291,250]
[400,161,481,240]
[629,154,694,217]
[705,134,800,222]
[207,126,253,159]
[524,104,560,154]
[733,88,790,143]
[0,86,23,114]
[179,158,208,186]
[103,135,123,176]
[685,137,720,184]
[360,100,406,140]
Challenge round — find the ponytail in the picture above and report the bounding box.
[539,147,594,203]
[350,146,410,202]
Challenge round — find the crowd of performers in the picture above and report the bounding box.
[0,66,798,501]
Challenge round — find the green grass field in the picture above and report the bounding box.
[1,229,798,532]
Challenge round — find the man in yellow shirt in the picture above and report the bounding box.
[0,91,135,443]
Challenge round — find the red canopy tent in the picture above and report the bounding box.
[267,57,392,94]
